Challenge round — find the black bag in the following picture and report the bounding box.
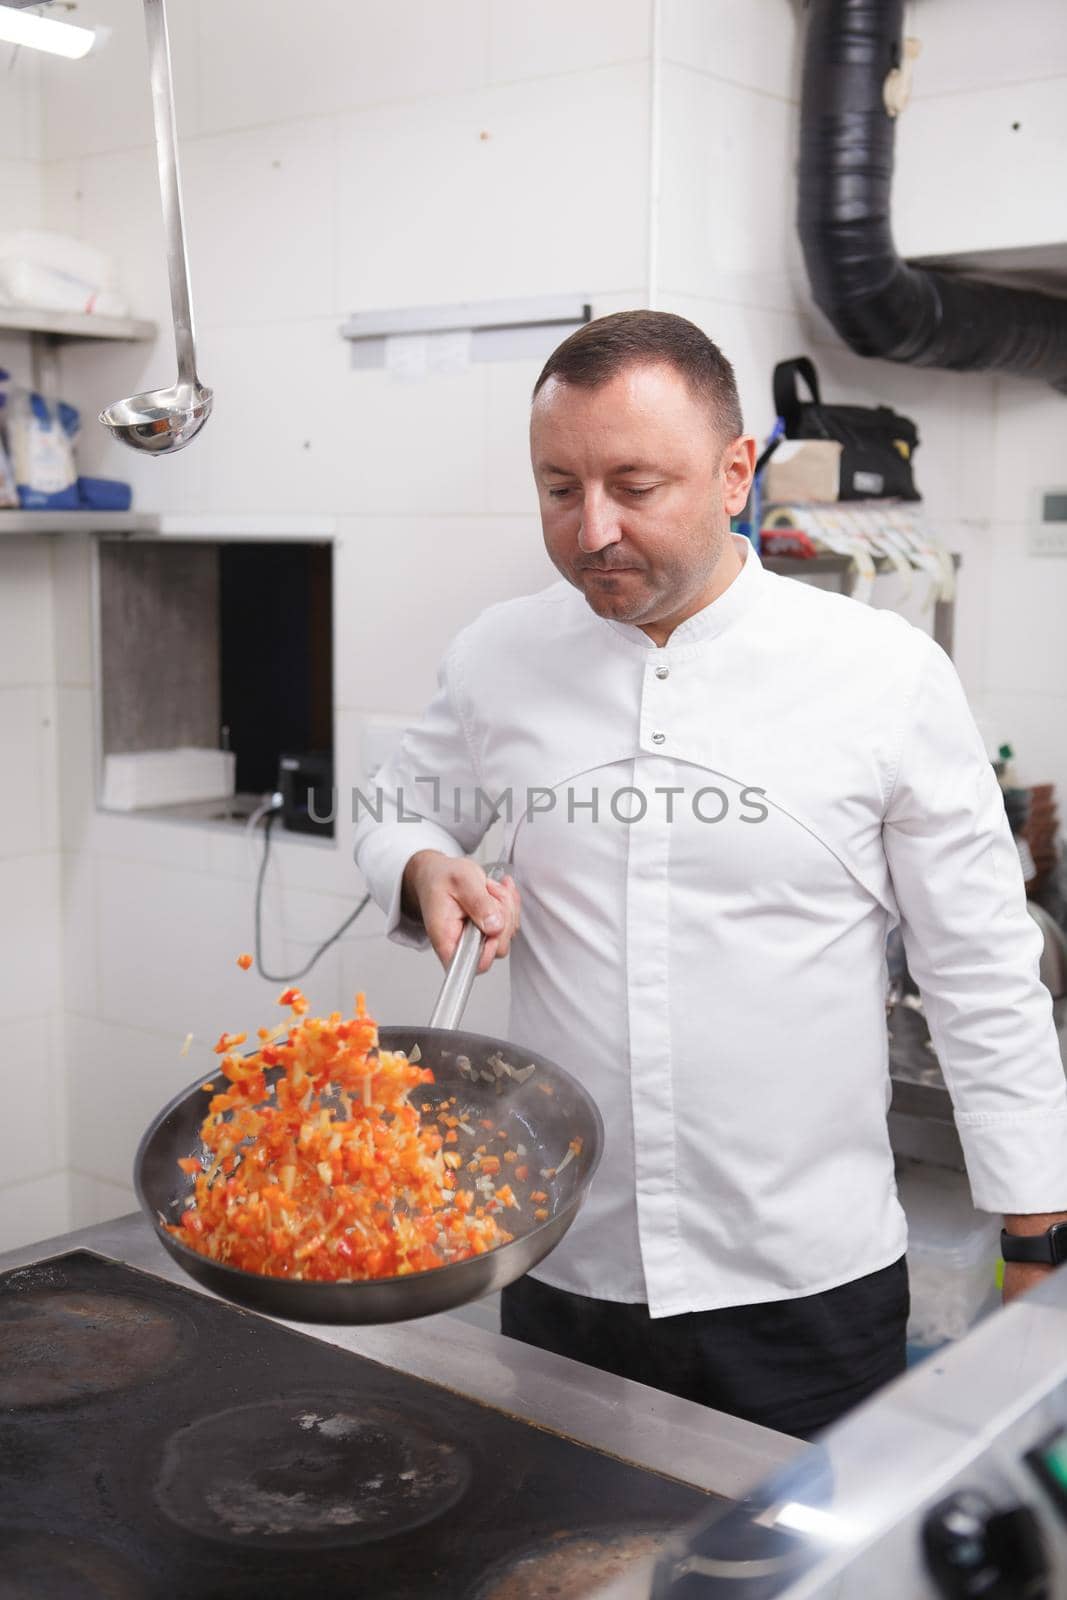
[758,356,921,502]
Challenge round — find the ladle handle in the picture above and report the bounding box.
[143,0,198,385]
[428,862,509,1032]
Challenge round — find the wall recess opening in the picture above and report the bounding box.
[97,538,334,840]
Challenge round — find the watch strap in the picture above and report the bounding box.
[1001,1224,1067,1266]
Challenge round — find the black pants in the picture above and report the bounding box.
[500,1257,909,1441]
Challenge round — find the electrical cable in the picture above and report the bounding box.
[253,806,370,984]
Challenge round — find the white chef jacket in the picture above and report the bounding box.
[353,537,1067,1317]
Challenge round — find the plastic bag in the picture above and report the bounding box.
[6,386,80,510]
[0,369,19,508]
[0,230,128,318]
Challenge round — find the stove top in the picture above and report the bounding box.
[0,1252,712,1598]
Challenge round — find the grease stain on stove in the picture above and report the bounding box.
[153,1394,473,1548]
[0,1282,190,1409]
[473,1528,670,1600]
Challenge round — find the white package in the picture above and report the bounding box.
[0,229,128,317]
[101,749,237,812]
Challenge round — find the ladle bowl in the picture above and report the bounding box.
[100,380,213,455]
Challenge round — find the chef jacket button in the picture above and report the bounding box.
[654,665,669,680]
[651,731,666,744]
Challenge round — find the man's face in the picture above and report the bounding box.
[531,361,755,637]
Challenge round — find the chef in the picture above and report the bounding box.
[353,311,1067,1439]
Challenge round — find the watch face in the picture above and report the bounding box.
[1052,1223,1067,1266]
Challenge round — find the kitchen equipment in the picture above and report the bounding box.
[1030,901,1067,1020]
[98,0,212,454]
[643,1263,1067,1598]
[0,1248,711,1599]
[279,748,334,837]
[136,870,604,1323]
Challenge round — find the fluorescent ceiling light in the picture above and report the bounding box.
[0,5,95,59]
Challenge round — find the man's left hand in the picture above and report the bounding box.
[1002,1260,1054,1306]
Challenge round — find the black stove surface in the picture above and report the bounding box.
[0,1252,711,1599]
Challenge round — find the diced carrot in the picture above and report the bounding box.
[166,981,512,1284]
[236,953,253,971]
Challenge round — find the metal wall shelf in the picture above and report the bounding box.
[0,307,157,343]
[0,511,160,537]
[763,551,961,657]
[0,511,337,539]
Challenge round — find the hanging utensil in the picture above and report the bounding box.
[136,867,604,1324]
[99,0,212,454]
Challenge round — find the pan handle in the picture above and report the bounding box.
[428,861,509,1031]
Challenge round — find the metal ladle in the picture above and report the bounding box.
[99,0,212,454]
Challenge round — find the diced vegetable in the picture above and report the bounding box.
[169,990,513,1282]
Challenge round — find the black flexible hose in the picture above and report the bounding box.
[254,809,370,984]
[799,0,1067,393]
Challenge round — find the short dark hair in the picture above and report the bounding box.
[532,310,744,438]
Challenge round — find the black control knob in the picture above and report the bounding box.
[922,1490,1049,1599]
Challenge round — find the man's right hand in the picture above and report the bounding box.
[401,851,521,974]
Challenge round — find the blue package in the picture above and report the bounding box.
[77,477,133,512]
[13,389,81,510]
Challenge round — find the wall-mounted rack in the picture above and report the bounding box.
[340,294,591,370]
[0,305,158,395]
[0,511,336,540]
[763,551,961,657]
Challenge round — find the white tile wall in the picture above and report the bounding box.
[188,322,493,517]
[196,0,489,136]
[0,47,70,1254]
[333,515,556,715]
[0,1015,65,1188]
[68,1171,137,1228]
[61,849,99,1019]
[488,0,650,83]
[0,45,41,160]
[92,852,371,1044]
[0,854,62,1022]
[183,119,338,328]
[51,537,94,689]
[0,540,55,686]
[656,64,802,312]
[981,520,1067,698]
[660,0,801,101]
[64,1015,191,1191]
[0,687,58,857]
[41,0,200,161]
[0,1173,71,1255]
[0,159,42,232]
[334,63,650,310]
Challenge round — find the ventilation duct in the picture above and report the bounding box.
[798,0,1067,395]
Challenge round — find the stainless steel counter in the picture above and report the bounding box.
[0,1213,803,1501]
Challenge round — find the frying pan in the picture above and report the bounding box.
[135,870,604,1324]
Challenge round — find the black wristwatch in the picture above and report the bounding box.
[1000,1223,1067,1266]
